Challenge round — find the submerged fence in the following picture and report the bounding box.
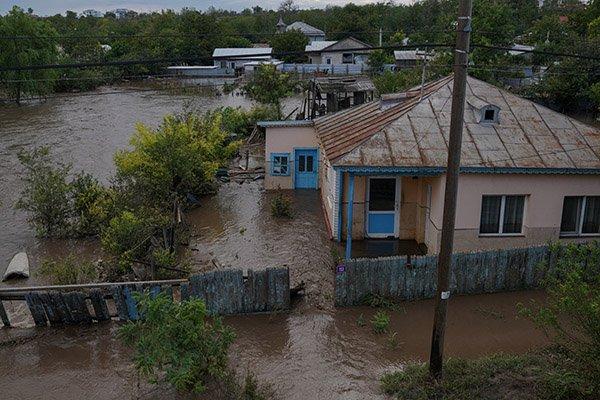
[335,245,559,306]
[0,267,289,328]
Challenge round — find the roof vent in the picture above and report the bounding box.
[479,105,500,124]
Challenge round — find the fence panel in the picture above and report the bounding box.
[335,246,556,306]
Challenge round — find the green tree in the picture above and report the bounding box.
[0,6,59,103]
[114,113,241,209]
[244,64,295,116]
[119,293,235,393]
[368,49,394,74]
[269,29,308,63]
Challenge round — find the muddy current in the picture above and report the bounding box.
[0,86,550,399]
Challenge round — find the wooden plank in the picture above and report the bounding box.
[111,285,129,321]
[48,291,73,324]
[0,300,10,327]
[243,270,256,312]
[123,285,139,321]
[64,292,92,324]
[38,291,61,325]
[25,292,48,327]
[89,289,110,322]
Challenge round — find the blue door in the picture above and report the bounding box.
[294,149,318,189]
[366,177,399,238]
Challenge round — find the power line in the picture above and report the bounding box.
[2,43,599,73]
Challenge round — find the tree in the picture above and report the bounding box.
[0,6,59,103]
[119,293,236,394]
[368,49,394,74]
[244,65,295,116]
[114,113,241,209]
[269,29,309,63]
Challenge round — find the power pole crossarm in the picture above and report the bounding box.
[428,0,473,380]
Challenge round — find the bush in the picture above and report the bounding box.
[519,241,600,396]
[371,310,391,334]
[119,293,235,394]
[270,192,293,218]
[37,255,99,285]
[16,148,114,238]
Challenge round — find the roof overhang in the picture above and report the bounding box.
[333,165,600,176]
[257,120,314,128]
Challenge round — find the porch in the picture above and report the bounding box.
[334,169,444,259]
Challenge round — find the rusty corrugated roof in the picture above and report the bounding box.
[317,75,600,170]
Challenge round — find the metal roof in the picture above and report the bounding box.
[257,120,313,128]
[316,75,600,171]
[305,41,338,52]
[314,75,375,93]
[212,47,272,58]
[393,50,430,61]
[286,21,325,36]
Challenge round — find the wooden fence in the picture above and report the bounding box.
[335,245,555,306]
[0,267,289,328]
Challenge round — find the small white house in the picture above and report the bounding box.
[212,48,273,70]
[305,37,372,65]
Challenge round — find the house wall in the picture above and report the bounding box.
[264,126,320,190]
[320,158,338,238]
[426,173,600,254]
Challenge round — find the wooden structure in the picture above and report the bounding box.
[0,267,290,328]
[335,245,558,306]
[304,75,375,118]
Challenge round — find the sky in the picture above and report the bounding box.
[0,1,414,16]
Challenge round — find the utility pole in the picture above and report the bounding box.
[379,27,383,47]
[429,0,472,379]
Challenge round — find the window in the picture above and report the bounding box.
[270,153,290,176]
[342,53,354,64]
[480,195,526,235]
[296,154,314,173]
[326,58,331,65]
[560,196,600,236]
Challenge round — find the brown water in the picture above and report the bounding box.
[0,87,550,399]
[0,85,302,279]
[0,290,549,400]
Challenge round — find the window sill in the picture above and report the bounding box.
[559,234,600,238]
[479,233,525,238]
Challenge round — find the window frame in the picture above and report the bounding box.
[270,152,290,176]
[560,196,600,237]
[479,194,527,237]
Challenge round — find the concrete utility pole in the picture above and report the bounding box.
[379,27,383,47]
[429,0,473,379]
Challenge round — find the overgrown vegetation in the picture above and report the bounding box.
[17,110,242,279]
[382,241,600,400]
[270,191,294,219]
[119,293,273,398]
[37,255,100,285]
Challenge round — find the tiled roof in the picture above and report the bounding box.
[316,75,600,170]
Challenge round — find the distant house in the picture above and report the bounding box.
[276,17,326,43]
[81,9,102,18]
[259,75,600,257]
[212,47,273,70]
[305,37,372,65]
[394,50,432,68]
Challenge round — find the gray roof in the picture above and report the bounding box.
[325,76,600,171]
[212,47,272,58]
[305,41,337,52]
[286,21,325,36]
[394,50,430,61]
[257,120,313,128]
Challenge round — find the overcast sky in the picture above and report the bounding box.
[1,1,414,16]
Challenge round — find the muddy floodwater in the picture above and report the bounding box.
[0,86,551,399]
[0,290,549,400]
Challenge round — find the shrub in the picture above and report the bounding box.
[270,192,294,219]
[37,255,99,285]
[118,293,235,394]
[371,310,391,334]
[519,241,600,396]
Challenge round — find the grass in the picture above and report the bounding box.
[381,348,596,400]
[371,310,391,334]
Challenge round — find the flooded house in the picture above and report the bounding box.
[259,75,600,258]
[212,47,273,71]
[305,37,372,65]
